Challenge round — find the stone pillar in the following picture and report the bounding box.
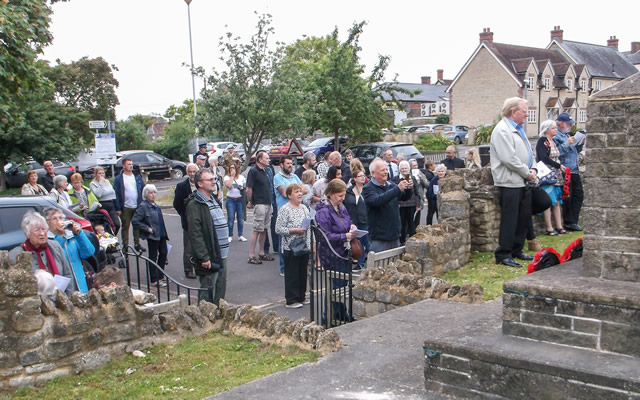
[582,72,640,281]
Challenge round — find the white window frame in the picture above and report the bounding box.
[579,110,587,123]
[594,80,602,91]
[527,76,535,90]
[544,77,551,91]
[580,80,587,93]
[566,78,573,92]
[527,110,537,123]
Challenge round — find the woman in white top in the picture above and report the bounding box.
[49,175,78,211]
[301,169,316,210]
[223,163,247,242]
[90,166,121,235]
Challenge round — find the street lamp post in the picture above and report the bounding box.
[185,0,198,140]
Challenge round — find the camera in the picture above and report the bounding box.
[64,221,74,230]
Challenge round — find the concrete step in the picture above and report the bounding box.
[424,296,640,399]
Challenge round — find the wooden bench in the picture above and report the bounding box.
[365,246,406,269]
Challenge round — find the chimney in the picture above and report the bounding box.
[437,69,444,81]
[632,42,640,53]
[421,76,431,85]
[550,26,563,42]
[607,36,619,50]
[479,28,493,44]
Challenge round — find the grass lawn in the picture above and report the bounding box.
[6,332,319,400]
[441,230,584,300]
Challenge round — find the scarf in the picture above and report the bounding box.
[22,240,59,275]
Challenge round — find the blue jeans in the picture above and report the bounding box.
[356,224,369,267]
[226,198,244,237]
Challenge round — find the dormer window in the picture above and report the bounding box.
[580,80,587,93]
[527,76,535,90]
[544,77,551,91]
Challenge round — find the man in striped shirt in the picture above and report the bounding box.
[185,168,229,305]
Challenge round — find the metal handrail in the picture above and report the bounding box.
[120,245,211,305]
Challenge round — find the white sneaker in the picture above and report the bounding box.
[285,302,303,309]
[238,236,247,242]
[302,298,311,305]
[228,237,232,243]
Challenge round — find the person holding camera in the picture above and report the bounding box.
[44,207,94,293]
[392,160,419,244]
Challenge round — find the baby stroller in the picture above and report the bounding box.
[86,210,121,266]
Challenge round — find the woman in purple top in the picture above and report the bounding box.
[314,179,356,271]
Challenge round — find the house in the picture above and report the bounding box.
[621,41,640,70]
[448,27,638,137]
[380,70,450,126]
[146,120,168,142]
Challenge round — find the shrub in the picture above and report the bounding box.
[474,124,496,145]
[435,114,449,124]
[414,134,454,151]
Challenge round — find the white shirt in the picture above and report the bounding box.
[224,175,246,198]
[123,173,138,209]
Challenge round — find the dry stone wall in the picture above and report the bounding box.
[0,252,340,391]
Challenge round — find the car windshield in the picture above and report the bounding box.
[307,138,332,147]
[394,145,422,157]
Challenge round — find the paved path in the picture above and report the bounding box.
[209,298,502,399]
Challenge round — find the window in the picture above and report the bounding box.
[594,80,602,91]
[527,110,537,123]
[579,110,587,123]
[0,207,37,234]
[566,78,573,92]
[527,76,535,90]
[580,80,587,92]
[544,77,551,91]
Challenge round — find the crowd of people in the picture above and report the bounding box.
[9,99,585,309]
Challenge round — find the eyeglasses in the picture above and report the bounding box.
[32,228,48,234]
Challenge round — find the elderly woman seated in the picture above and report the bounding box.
[9,211,76,297]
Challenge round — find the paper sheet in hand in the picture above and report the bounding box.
[54,275,71,292]
[574,131,586,146]
[536,161,552,177]
[301,218,311,229]
[167,243,173,256]
[351,229,368,238]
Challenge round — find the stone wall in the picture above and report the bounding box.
[0,252,340,391]
[460,167,501,252]
[582,73,640,281]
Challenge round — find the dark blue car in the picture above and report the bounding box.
[302,137,348,160]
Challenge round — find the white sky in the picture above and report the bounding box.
[43,0,639,120]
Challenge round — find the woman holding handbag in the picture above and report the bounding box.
[275,183,311,309]
[536,120,567,235]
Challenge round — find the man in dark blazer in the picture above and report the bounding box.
[442,146,465,170]
[173,163,198,279]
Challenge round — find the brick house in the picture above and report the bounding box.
[448,27,637,137]
[380,70,450,126]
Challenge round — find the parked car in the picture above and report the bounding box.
[303,137,348,160]
[207,141,235,163]
[345,142,425,175]
[267,138,309,165]
[443,125,469,144]
[112,150,186,180]
[0,196,93,251]
[248,144,272,165]
[3,160,75,188]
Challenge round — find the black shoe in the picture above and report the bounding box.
[186,270,197,279]
[514,252,534,261]
[565,224,583,231]
[134,243,146,252]
[497,258,523,268]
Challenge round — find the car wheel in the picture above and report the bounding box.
[317,152,325,161]
[455,137,462,144]
[172,168,184,180]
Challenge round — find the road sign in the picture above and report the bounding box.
[287,139,304,157]
[89,120,107,129]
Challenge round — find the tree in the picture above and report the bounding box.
[163,99,196,122]
[150,120,194,161]
[45,56,120,121]
[283,22,416,150]
[115,119,148,151]
[198,13,306,169]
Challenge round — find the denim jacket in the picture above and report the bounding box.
[553,130,583,173]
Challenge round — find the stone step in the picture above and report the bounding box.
[423,294,640,399]
[502,259,640,358]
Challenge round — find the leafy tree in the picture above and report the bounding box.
[150,120,194,161]
[44,56,120,121]
[163,99,197,122]
[198,13,306,169]
[435,114,449,124]
[283,23,416,150]
[115,119,148,151]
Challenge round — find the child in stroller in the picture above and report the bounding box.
[86,210,120,266]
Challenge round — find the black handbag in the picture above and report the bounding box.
[289,236,309,256]
[530,184,552,214]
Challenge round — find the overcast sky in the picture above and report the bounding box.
[43,0,639,121]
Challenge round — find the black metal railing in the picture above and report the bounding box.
[309,224,354,328]
[120,245,211,305]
